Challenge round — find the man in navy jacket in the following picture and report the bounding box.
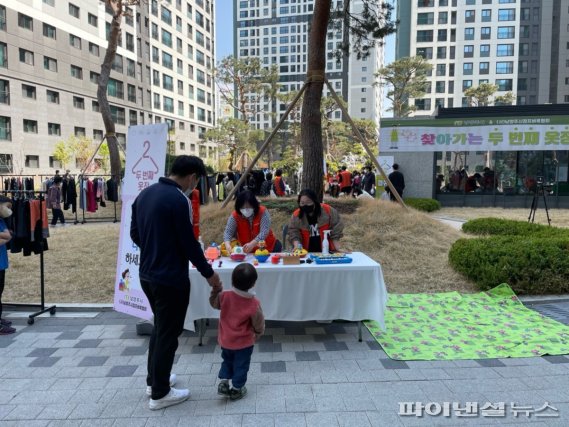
[131,155,222,410]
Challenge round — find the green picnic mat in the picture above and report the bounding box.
[365,284,569,360]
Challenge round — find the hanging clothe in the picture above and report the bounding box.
[106,179,119,202]
[87,179,97,213]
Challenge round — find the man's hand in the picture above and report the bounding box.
[206,272,222,290]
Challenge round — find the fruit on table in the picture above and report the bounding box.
[293,248,308,257]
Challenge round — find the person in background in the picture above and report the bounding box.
[260,172,273,197]
[362,166,376,196]
[0,196,14,335]
[386,163,405,201]
[47,176,65,227]
[273,169,286,197]
[224,172,236,200]
[351,171,362,198]
[223,190,282,254]
[209,263,264,401]
[288,189,345,253]
[130,155,223,410]
[339,166,352,196]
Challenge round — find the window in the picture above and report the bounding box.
[48,123,60,136]
[496,61,513,74]
[463,45,474,58]
[416,30,433,42]
[498,9,515,21]
[93,129,103,141]
[69,34,81,49]
[90,71,100,84]
[464,28,474,40]
[74,127,85,137]
[107,79,124,98]
[438,12,448,24]
[480,44,490,57]
[126,33,134,52]
[497,44,514,56]
[0,117,11,141]
[22,84,36,99]
[163,96,174,113]
[43,56,57,72]
[43,0,55,6]
[18,13,33,30]
[498,26,515,38]
[521,7,530,20]
[43,23,56,39]
[479,62,489,74]
[162,74,173,91]
[153,93,160,108]
[0,7,6,31]
[70,65,83,79]
[162,52,173,69]
[499,0,515,3]
[0,80,8,104]
[436,46,447,59]
[435,81,445,93]
[68,3,80,18]
[25,155,40,168]
[88,13,98,27]
[128,84,136,102]
[89,42,100,57]
[437,29,447,41]
[161,6,172,25]
[481,27,491,39]
[417,0,435,6]
[73,96,84,109]
[481,9,491,22]
[496,79,513,91]
[127,59,135,77]
[180,142,185,151]
[46,90,59,104]
[19,49,34,65]
[518,78,527,91]
[466,0,475,4]
[465,10,475,23]
[463,63,473,75]
[110,106,125,125]
[23,119,38,133]
[92,100,100,112]
[417,12,434,25]
[436,64,446,76]
[462,80,473,90]
[162,29,172,47]
[416,47,433,59]
[519,60,528,73]
[414,98,431,111]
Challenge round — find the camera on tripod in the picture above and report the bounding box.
[536,176,544,185]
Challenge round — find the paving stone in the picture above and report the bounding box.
[26,348,57,358]
[36,404,77,420]
[337,411,372,427]
[323,341,349,352]
[28,357,60,368]
[120,347,147,356]
[476,359,507,368]
[106,365,137,377]
[190,345,216,354]
[258,343,282,353]
[78,357,109,367]
[56,332,82,340]
[295,352,321,362]
[74,340,102,349]
[380,359,409,370]
[542,355,569,364]
[261,361,286,373]
[3,404,44,421]
[275,413,306,427]
[305,412,340,427]
[286,397,316,412]
[256,397,286,414]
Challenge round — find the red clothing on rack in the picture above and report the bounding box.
[87,180,97,212]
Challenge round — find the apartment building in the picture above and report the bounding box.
[0,0,216,175]
[234,0,383,132]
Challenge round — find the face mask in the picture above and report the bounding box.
[240,208,254,218]
[301,204,315,215]
[0,206,12,218]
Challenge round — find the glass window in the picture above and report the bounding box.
[496,61,513,73]
[480,45,490,57]
[481,27,491,39]
[463,63,473,75]
[463,45,474,58]
[495,78,513,91]
[23,119,38,133]
[498,8,515,21]
[417,12,434,25]
[43,23,56,39]
[497,26,515,38]
[481,9,491,22]
[479,62,490,74]
[18,13,33,30]
[497,44,514,56]
[436,46,447,59]
[464,28,475,40]
[416,30,433,42]
[68,3,80,18]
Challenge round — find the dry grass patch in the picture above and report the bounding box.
[4,199,475,304]
[437,207,569,228]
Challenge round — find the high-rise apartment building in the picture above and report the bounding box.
[0,0,216,175]
[234,0,383,132]
[396,0,569,115]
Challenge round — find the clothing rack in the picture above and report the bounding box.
[2,190,56,325]
[0,174,36,192]
[39,174,80,225]
[78,174,119,224]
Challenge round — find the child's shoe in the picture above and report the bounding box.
[229,386,247,401]
[217,380,230,396]
[0,325,16,335]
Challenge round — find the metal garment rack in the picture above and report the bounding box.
[39,174,80,225]
[0,174,36,192]
[2,190,56,325]
[78,174,119,224]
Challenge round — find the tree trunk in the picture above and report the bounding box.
[97,2,123,183]
[300,0,331,201]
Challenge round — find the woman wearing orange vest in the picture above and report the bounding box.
[288,189,345,253]
[223,190,282,254]
[273,169,286,197]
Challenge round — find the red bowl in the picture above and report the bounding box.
[230,254,246,262]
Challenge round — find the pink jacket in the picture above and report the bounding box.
[210,288,265,350]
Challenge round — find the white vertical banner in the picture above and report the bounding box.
[113,124,168,319]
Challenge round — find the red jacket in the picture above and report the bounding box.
[190,189,200,238]
[274,176,285,196]
[292,203,336,251]
[340,171,352,189]
[232,205,277,252]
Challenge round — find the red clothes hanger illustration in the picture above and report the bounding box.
[131,140,159,174]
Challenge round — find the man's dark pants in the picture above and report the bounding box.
[141,280,189,400]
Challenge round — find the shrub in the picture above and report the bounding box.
[462,218,569,238]
[404,198,441,212]
[449,236,569,295]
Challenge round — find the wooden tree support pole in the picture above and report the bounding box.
[323,78,408,210]
[221,82,308,208]
[81,136,107,177]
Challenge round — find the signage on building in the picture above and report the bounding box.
[114,124,168,320]
[379,116,569,152]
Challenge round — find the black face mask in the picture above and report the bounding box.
[301,205,315,215]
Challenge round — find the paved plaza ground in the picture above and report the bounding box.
[0,301,569,426]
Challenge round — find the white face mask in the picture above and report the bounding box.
[240,208,254,218]
[0,206,12,218]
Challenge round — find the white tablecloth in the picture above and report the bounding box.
[183,252,387,331]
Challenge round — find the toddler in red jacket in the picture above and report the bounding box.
[209,263,265,400]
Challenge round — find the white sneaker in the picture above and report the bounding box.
[146,373,177,397]
[148,387,190,410]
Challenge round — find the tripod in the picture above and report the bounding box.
[528,183,552,226]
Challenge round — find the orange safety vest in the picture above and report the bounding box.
[232,205,277,252]
[340,171,352,189]
[292,203,336,251]
[274,176,285,196]
[191,189,200,238]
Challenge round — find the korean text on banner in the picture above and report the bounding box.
[113,124,168,320]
